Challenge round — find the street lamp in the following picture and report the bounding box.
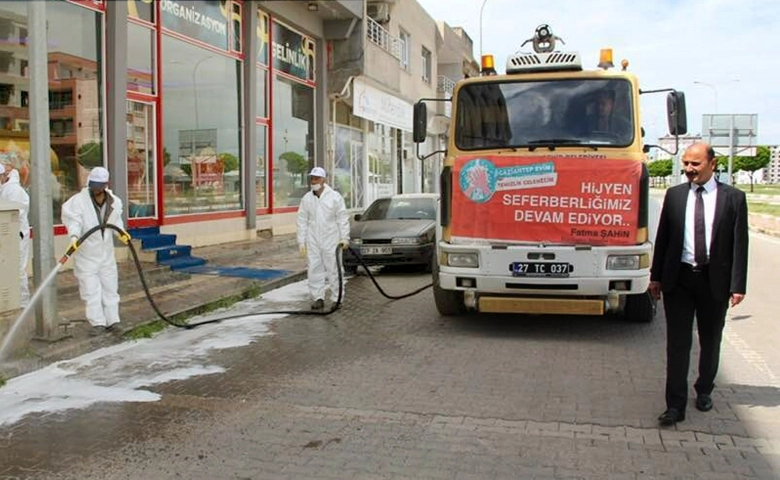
[192,56,214,129]
[479,0,489,59]
[693,80,718,113]
[693,78,740,114]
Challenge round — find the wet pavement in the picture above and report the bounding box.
[0,230,779,478]
[0,233,307,378]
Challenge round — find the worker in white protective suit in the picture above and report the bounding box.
[0,164,31,307]
[296,167,350,310]
[61,166,126,336]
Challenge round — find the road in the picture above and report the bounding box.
[0,234,779,479]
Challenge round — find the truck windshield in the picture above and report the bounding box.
[455,78,634,150]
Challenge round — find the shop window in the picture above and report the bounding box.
[256,124,267,209]
[161,36,242,215]
[0,1,103,224]
[256,67,267,118]
[272,75,314,208]
[127,22,155,95]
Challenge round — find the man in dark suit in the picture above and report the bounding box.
[649,142,749,426]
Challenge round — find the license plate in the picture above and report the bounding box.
[511,262,572,277]
[361,246,392,255]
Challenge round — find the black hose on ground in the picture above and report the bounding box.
[69,225,432,329]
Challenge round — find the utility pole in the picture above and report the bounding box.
[28,1,59,339]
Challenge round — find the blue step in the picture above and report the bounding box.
[127,226,207,272]
[140,233,177,249]
[128,226,160,239]
[159,255,208,270]
[144,244,192,262]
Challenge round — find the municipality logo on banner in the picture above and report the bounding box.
[460,158,558,203]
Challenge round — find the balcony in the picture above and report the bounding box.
[437,75,456,95]
[436,75,456,117]
[366,17,401,60]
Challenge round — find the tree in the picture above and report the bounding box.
[77,141,103,168]
[736,146,771,192]
[647,159,672,186]
[279,151,309,182]
[218,152,239,172]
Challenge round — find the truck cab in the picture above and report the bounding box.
[413,25,687,321]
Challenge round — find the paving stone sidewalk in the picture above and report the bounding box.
[1,233,307,379]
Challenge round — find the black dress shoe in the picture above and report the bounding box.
[696,394,713,412]
[658,408,685,426]
[310,299,324,310]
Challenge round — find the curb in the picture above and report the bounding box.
[0,270,308,382]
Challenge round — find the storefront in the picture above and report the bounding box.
[126,0,322,241]
[345,77,417,207]
[0,0,334,248]
[0,0,105,229]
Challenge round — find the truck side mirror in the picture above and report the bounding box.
[413,102,428,143]
[666,91,687,135]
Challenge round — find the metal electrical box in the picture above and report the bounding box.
[0,200,21,313]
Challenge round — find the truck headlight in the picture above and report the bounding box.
[606,254,649,270]
[446,252,479,267]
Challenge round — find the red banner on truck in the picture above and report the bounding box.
[451,156,642,246]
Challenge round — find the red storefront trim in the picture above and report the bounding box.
[162,210,244,226]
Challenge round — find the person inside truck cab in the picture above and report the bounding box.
[581,88,632,142]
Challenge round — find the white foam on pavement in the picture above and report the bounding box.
[0,279,321,427]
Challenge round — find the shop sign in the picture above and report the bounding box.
[272,21,315,82]
[353,78,413,132]
[160,0,230,51]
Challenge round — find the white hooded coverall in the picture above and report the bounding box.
[0,169,31,307]
[61,188,124,327]
[296,184,350,303]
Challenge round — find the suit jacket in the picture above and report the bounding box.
[650,181,749,301]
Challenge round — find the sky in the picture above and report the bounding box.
[417,0,778,147]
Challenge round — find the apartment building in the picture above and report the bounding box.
[762,145,780,184]
[328,0,477,208]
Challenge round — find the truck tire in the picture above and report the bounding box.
[432,260,465,316]
[624,292,656,323]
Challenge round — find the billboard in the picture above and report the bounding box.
[451,156,642,246]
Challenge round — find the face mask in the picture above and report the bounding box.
[88,181,107,194]
[311,183,323,192]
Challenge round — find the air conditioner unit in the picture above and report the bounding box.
[367,3,390,23]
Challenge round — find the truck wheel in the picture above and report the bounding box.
[624,292,656,323]
[432,260,464,316]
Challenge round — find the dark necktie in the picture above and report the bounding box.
[694,186,708,266]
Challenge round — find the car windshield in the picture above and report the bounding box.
[361,197,436,221]
[455,78,634,149]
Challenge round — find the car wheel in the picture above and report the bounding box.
[432,259,465,316]
[423,254,433,273]
[343,264,358,275]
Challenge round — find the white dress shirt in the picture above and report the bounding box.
[681,177,718,266]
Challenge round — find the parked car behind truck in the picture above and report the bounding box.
[343,193,438,273]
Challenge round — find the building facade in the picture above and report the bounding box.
[328,0,476,209]
[0,0,474,252]
[762,145,780,184]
